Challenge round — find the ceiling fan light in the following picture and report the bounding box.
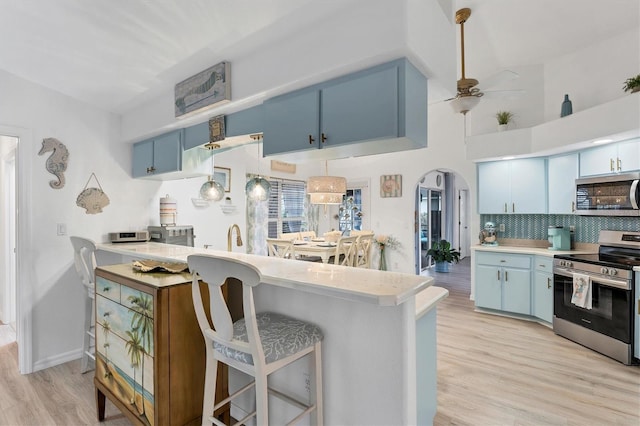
[450,96,481,115]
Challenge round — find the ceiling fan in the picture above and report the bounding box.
[449,8,522,115]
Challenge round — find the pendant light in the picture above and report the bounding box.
[200,153,225,201]
[307,161,346,205]
[245,140,272,201]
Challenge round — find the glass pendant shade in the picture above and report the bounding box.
[307,175,347,205]
[200,178,225,201]
[450,95,480,115]
[245,176,272,201]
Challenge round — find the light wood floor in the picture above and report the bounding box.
[427,257,640,425]
[1,260,639,425]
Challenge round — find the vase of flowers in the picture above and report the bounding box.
[375,234,400,271]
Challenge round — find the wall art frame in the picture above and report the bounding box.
[214,167,231,192]
[175,61,231,118]
[380,174,402,198]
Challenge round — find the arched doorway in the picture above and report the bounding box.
[415,169,471,273]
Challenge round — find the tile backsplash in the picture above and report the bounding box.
[480,214,640,243]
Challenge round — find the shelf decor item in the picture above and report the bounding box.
[495,111,514,131]
[38,137,68,189]
[623,74,640,93]
[427,239,460,273]
[175,61,231,117]
[560,94,573,117]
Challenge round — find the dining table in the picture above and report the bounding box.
[291,239,342,264]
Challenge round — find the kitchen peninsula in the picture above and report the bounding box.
[97,242,447,425]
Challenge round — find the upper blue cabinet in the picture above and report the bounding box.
[183,105,264,151]
[263,58,427,160]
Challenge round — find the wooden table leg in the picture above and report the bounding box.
[95,386,106,421]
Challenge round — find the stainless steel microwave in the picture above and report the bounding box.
[575,172,640,216]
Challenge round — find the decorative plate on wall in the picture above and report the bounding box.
[380,174,402,198]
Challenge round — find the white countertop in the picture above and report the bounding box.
[471,244,597,257]
[98,242,436,307]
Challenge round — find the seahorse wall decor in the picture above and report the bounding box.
[38,137,69,189]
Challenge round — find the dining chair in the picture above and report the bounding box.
[331,235,359,266]
[278,232,300,241]
[70,236,97,373]
[188,255,324,426]
[350,230,374,236]
[354,233,375,268]
[266,238,295,259]
[298,231,317,240]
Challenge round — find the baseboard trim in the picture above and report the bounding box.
[32,348,82,372]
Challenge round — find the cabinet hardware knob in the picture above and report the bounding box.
[610,158,614,172]
[505,271,508,281]
[500,259,506,262]
[512,203,515,213]
[308,135,315,144]
[571,201,575,212]
[103,286,110,292]
[539,264,545,268]
[504,203,507,213]
[497,270,500,280]
[103,311,111,317]
[547,277,551,289]
[321,133,327,143]
[617,158,622,171]
[146,166,155,173]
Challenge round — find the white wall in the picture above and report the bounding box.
[543,27,640,121]
[0,69,159,370]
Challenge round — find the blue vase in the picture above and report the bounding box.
[434,261,450,273]
[561,94,573,117]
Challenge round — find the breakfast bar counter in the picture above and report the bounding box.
[97,242,445,425]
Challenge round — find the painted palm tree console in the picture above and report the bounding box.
[94,263,223,426]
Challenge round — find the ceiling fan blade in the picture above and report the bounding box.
[481,89,525,100]
[478,70,519,90]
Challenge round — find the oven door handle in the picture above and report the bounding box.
[554,268,631,291]
[630,179,639,210]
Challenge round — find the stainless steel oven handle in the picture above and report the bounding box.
[553,268,631,290]
[630,179,639,210]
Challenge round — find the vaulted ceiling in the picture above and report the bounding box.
[0,0,637,115]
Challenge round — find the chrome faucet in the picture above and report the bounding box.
[227,224,243,252]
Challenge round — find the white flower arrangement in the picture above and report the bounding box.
[375,234,400,250]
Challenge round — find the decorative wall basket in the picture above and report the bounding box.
[76,173,110,214]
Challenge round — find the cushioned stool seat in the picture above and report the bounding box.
[214,312,323,365]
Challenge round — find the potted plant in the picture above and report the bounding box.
[623,74,640,93]
[495,111,514,131]
[427,239,461,273]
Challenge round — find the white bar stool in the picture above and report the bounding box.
[70,236,97,373]
[188,255,324,426]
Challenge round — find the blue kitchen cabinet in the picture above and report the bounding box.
[132,129,183,177]
[183,105,264,150]
[533,256,554,323]
[475,251,531,315]
[263,58,426,157]
[579,138,640,176]
[263,89,320,156]
[477,158,547,214]
[548,153,578,214]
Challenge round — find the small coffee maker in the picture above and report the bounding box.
[548,226,570,250]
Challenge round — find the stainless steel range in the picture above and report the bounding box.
[553,230,637,365]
